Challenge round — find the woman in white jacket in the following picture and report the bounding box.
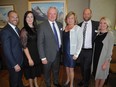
[63,11,83,87]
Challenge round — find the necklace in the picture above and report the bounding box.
[99,32,107,35]
[65,25,74,32]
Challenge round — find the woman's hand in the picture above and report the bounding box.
[28,58,34,66]
[102,60,109,71]
[73,55,77,60]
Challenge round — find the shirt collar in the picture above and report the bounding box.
[48,20,56,24]
[8,22,16,29]
[84,20,91,24]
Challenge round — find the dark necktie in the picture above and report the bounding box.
[83,23,87,48]
[15,27,20,35]
[52,23,59,50]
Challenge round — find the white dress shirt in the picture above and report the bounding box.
[48,20,61,47]
[81,20,92,48]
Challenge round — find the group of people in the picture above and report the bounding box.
[0,6,114,87]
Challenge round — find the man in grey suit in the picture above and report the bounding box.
[37,7,62,87]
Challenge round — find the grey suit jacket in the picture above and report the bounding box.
[37,20,63,62]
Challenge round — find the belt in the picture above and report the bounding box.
[82,48,92,50]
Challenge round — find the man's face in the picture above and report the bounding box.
[47,8,57,22]
[8,12,19,26]
[83,9,92,21]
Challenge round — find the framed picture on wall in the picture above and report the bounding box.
[0,5,14,28]
[28,0,67,25]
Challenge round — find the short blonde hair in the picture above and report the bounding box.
[65,11,77,25]
[99,17,112,31]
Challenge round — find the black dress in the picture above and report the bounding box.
[20,28,42,79]
[63,31,76,68]
[92,32,107,77]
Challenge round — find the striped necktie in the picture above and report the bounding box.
[83,22,87,48]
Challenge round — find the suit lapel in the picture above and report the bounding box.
[46,21,62,45]
[91,21,95,40]
[91,21,97,43]
[46,21,55,38]
[7,24,20,39]
[56,22,62,44]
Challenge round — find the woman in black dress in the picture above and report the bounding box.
[92,17,114,87]
[20,11,42,87]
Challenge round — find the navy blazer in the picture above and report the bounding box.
[0,24,23,69]
[78,20,99,46]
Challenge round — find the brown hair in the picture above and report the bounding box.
[65,11,77,25]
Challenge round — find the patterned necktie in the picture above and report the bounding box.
[52,23,59,50]
[83,23,87,48]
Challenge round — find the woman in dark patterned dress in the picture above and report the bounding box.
[20,11,42,87]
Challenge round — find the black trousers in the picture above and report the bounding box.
[8,68,24,87]
[43,52,60,87]
[79,49,92,86]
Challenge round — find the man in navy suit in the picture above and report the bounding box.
[0,11,24,87]
[78,8,99,87]
[37,7,62,87]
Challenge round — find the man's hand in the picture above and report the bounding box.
[42,59,48,64]
[14,64,21,72]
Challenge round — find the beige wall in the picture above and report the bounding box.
[0,0,28,29]
[90,0,116,43]
[0,0,89,29]
[0,0,116,29]
[90,0,116,28]
[67,0,89,23]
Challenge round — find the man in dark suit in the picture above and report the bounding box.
[78,8,99,87]
[0,11,24,87]
[37,7,62,87]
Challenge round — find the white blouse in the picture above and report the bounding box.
[70,25,83,58]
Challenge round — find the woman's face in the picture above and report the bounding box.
[66,14,75,25]
[26,13,34,25]
[99,19,108,31]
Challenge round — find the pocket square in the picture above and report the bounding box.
[95,30,98,33]
[60,28,63,31]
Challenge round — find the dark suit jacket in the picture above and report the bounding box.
[78,20,99,46]
[37,20,63,62]
[0,24,23,69]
